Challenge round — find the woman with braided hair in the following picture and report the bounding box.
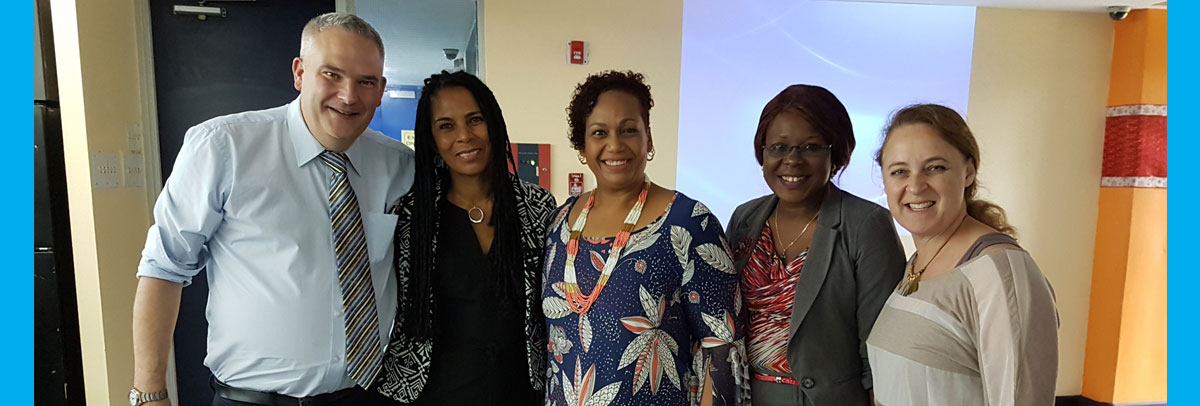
[375,71,556,405]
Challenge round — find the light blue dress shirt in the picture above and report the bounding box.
[137,97,414,397]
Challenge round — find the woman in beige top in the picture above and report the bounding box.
[865,104,1058,406]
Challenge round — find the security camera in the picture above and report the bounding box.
[443,48,460,60]
[1107,6,1132,21]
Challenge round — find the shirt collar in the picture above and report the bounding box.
[286,97,363,177]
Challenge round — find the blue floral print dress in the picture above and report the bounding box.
[542,192,750,406]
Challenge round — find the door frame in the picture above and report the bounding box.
[475,0,486,80]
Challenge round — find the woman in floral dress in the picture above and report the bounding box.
[542,71,749,406]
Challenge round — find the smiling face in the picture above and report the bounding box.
[430,86,491,180]
[582,90,651,191]
[292,27,386,152]
[761,110,832,208]
[879,123,976,238]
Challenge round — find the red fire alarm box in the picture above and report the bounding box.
[567,41,588,65]
[568,173,584,197]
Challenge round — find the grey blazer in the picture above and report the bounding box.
[726,186,905,405]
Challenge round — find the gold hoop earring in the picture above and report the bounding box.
[578,153,587,165]
[647,149,656,162]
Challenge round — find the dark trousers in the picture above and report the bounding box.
[211,385,396,406]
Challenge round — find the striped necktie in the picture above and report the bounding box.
[320,150,383,388]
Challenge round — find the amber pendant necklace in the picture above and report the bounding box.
[897,216,966,296]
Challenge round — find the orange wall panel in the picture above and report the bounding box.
[1082,187,1135,403]
[1112,188,1167,403]
[1086,7,1167,403]
[1139,10,1166,105]
[1106,13,1146,106]
[1107,9,1167,106]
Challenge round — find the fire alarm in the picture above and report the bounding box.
[568,173,584,197]
[567,41,588,65]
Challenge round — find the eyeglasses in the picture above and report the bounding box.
[762,143,832,159]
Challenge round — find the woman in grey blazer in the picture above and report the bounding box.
[726,85,905,406]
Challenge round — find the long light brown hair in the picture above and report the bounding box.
[876,104,1018,239]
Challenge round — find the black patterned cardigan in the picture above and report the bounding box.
[376,174,557,403]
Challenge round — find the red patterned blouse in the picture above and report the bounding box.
[740,222,807,375]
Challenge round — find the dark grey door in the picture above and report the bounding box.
[148,1,334,404]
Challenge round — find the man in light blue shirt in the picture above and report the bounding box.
[130,13,412,406]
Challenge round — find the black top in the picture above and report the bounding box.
[377,175,557,404]
[411,201,538,406]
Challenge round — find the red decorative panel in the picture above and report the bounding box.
[1102,115,1166,178]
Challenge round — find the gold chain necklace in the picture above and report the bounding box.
[771,207,818,265]
[897,216,966,296]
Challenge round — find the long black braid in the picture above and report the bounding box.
[403,70,525,339]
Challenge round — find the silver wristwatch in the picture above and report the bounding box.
[129,388,169,406]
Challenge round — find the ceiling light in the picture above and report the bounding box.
[173,5,226,20]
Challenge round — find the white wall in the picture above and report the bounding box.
[674,0,977,224]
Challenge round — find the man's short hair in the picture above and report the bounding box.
[299,12,385,60]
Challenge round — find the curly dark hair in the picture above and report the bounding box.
[753,85,855,176]
[566,70,655,151]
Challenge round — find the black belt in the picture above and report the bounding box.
[210,377,360,406]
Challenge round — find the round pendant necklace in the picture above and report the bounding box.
[451,191,489,224]
[467,206,484,224]
[770,207,818,266]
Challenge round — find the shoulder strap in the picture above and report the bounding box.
[956,233,1020,266]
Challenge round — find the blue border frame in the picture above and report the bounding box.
[1167,1,1192,403]
[17,0,36,403]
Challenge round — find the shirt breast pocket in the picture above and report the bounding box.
[362,211,399,264]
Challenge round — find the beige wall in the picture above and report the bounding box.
[966,7,1112,396]
[480,0,683,201]
[50,0,156,404]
